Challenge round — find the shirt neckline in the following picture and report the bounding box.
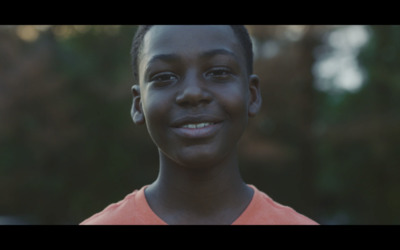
[138,184,258,225]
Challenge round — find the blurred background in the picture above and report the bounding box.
[0,25,399,225]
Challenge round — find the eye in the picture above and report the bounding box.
[150,72,179,86]
[205,68,233,82]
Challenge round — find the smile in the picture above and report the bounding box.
[180,122,215,129]
[170,114,224,139]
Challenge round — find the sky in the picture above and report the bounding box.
[313,25,370,93]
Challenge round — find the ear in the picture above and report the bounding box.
[131,85,145,125]
[248,74,262,117]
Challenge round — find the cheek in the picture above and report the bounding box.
[220,86,249,123]
[141,92,171,142]
[142,86,169,119]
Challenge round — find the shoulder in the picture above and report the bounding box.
[80,189,140,225]
[259,189,318,225]
[234,185,318,225]
[80,185,167,225]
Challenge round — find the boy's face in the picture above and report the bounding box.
[132,25,261,168]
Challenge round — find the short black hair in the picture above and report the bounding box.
[130,25,254,85]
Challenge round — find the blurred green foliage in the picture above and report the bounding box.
[314,26,400,224]
[0,25,399,224]
[1,25,158,223]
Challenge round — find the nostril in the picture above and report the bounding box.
[175,85,212,106]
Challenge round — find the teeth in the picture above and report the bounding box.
[182,122,213,129]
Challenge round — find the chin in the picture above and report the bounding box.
[174,145,232,169]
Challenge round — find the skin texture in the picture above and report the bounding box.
[131,25,262,224]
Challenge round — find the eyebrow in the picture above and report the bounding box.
[146,48,239,67]
[146,54,181,66]
[199,48,239,60]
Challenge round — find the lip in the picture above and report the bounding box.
[170,115,224,139]
[170,115,224,128]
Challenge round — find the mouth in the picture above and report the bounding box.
[171,115,223,128]
[180,122,216,129]
[170,116,224,139]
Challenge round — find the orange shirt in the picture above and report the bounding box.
[80,185,318,225]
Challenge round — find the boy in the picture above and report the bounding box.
[80,25,318,225]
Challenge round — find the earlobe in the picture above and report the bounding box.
[248,74,262,117]
[131,85,145,125]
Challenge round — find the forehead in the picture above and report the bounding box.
[139,25,244,67]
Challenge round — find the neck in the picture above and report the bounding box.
[145,148,253,224]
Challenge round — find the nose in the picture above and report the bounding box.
[175,71,212,107]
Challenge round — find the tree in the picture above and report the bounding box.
[315,25,400,224]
